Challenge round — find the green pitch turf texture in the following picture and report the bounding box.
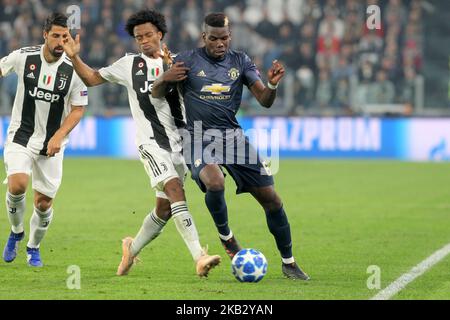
[0,159,449,300]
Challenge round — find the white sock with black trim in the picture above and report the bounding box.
[6,192,26,234]
[130,210,166,256]
[27,207,53,249]
[171,201,203,261]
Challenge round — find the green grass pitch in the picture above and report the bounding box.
[0,159,449,300]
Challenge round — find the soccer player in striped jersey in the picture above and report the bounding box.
[0,13,88,267]
[62,9,221,277]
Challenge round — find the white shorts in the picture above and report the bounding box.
[138,144,188,199]
[3,142,63,199]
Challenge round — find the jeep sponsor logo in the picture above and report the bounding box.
[29,87,61,103]
[140,80,154,94]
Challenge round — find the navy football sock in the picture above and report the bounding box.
[265,206,293,259]
[205,189,230,236]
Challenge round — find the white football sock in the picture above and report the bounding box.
[282,257,295,264]
[171,201,203,261]
[130,210,166,256]
[6,192,26,234]
[27,207,53,249]
[219,231,234,241]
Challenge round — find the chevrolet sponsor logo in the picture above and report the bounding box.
[201,83,231,95]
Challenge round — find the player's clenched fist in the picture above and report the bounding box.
[46,133,63,157]
[267,60,285,86]
[161,43,174,66]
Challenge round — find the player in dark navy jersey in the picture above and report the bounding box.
[153,13,309,280]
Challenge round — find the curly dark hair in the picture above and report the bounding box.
[125,9,167,39]
[43,12,68,33]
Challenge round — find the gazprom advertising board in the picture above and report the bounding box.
[0,117,448,161]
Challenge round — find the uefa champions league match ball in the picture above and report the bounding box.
[231,249,268,283]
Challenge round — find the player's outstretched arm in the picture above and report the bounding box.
[152,62,189,98]
[62,33,106,87]
[46,105,85,157]
[249,60,285,108]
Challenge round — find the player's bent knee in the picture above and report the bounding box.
[35,201,52,212]
[9,185,27,195]
[200,165,225,191]
[202,174,225,191]
[8,174,29,195]
[265,200,283,213]
[204,178,225,192]
[156,208,171,221]
[252,187,283,212]
[264,195,282,212]
[156,197,172,221]
[34,194,53,212]
[266,192,283,212]
[163,178,186,202]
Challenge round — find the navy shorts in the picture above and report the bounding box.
[183,131,274,194]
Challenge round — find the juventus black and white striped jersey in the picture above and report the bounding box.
[99,53,185,152]
[0,45,88,155]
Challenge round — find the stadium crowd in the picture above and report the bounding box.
[0,0,424,115]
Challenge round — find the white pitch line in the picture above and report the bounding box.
[371,243,450,300]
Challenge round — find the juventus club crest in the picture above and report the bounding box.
[58,73,69,90]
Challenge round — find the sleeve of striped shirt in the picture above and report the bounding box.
[98,55,129,86]
[0,50,20,77]
[69,74,89,106]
